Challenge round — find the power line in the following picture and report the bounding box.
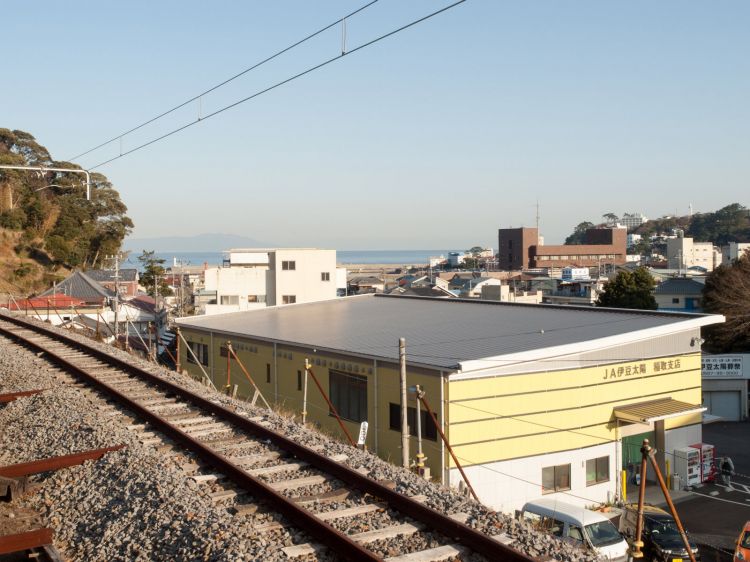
[67,0,381,162]
[86,0,468,169]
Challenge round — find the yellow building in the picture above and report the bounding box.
[175,294,723,512]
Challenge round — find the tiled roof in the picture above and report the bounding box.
[654,277,705,296]
[40,271,114,303]
[86,269,138,283]
[8,294,86,311]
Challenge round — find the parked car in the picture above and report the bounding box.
[520,498,628,561]
[619,503,700,561]
[735,520,750,561]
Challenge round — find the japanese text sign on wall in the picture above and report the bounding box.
[602,359,682,380]
[701,356,744,378]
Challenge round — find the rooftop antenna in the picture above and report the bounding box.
[535,200,540,231]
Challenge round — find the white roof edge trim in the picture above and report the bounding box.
[645,406,707,423]
[174,295,374,326]
[451,313,725,381]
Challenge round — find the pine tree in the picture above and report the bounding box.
[596,268,657,310]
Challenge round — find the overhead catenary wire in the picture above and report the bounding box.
[87,0,468,169]
[67,0,381,162]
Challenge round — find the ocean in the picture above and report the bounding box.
[121,250,459,269]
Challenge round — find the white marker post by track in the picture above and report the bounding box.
[357,421,369,450]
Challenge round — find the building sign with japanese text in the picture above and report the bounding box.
[602,358,683,380]
[701,355,746,378]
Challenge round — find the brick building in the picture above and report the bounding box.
[499,226,627,270]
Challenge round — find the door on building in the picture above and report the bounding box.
[702,391,741,422]
[621,430,655,486]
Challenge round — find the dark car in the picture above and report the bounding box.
[619,504,700,562]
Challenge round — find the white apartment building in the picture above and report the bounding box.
[666,235,718,272]
[201,248,338,315]
[721,242,750,265]
[620,212,648,230]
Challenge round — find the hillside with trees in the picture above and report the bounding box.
[563,204,750,249]
[702,251,750,352]
[0,128,132,295]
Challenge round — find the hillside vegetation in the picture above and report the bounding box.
[566,204,750,247]
[0,129,132,295]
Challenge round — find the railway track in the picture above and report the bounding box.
[0,313,537,562]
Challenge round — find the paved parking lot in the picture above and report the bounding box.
[652,422,750,558]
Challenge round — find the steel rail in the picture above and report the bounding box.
[0,528,53,555]
[0,314,535,562]
[0,388,46,403]
[0,445,126,478]
[0,318,379,562]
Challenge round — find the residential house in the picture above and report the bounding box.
[348,276,385,295]
[388,286,456,298]
[479,284,542,303]
[86,268,139,297]
[654,277,705,312]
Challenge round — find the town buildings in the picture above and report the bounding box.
[85,268,139,297]
[14,270,167,349]
[721,241,750,265]
[619,213,648,230]
[665,234,718,272]
[175,295,722,512]
[498,226,627,270]
[653,277,705,312]
[199,248,342,315]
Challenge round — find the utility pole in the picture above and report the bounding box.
[112,254,120,345]
[414,384,426,476]
[400,337,409,469]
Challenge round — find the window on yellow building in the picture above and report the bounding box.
[329,371,367,423]
[388,403,437,440]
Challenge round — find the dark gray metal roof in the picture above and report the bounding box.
[654,277,705,296]
[86,268,138,283]
[176,295,719,371]
[41,271,114,302]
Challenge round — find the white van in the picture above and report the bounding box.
[520,498,629,561]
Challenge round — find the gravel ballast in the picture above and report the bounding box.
[0,312,598,561]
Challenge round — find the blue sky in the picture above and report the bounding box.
[2,1,748,249]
